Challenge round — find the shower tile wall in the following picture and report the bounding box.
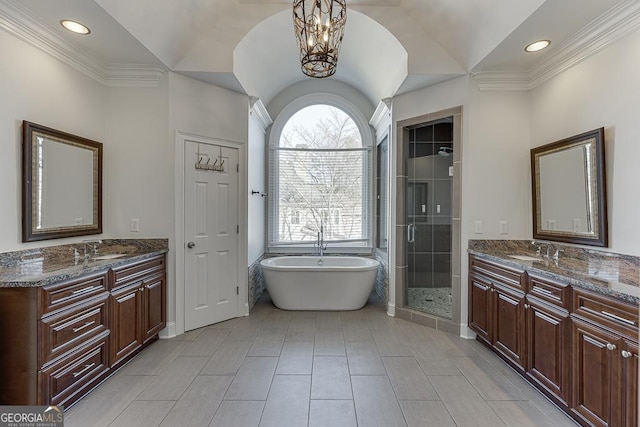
[407,123,453,290]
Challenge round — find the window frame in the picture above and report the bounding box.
[267,94,374,254]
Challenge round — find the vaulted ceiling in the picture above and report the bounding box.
[5,0,631,106]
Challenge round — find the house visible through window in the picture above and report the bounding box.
[269,104,371,248]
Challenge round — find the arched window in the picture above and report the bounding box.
[268,98,372,251]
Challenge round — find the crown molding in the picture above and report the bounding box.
[249,97,273,132]
[370,98,392,133]
[0,0,165,87]
[473,0,640,91]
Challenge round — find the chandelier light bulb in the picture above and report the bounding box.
[308,35,315,46]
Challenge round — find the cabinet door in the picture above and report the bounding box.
[142,274,165,344]
[621,340,638,427]
[571,317,620,427]
[110,283,143,367]
[469,274,492,344]
[493,284,526,370]
[526,297,570,406]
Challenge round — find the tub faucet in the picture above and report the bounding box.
[316,224,327,257]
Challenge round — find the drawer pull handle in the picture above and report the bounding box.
[72,363,96,378]
[600,311,636,326]
[72,321,96,333]
[606,343,617,351]
[72,286,97,296]
[622,350,633,358]
[533,287,555,296]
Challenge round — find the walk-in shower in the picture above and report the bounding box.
[405,118,454,319]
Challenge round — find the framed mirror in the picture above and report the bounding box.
[22,121,102,242]
[531,128,607,247]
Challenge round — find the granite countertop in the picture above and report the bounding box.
[0,239,168,288]
[468,240,640,306]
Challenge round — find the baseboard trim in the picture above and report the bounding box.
[386,303,396,317]
[159,322,176,339]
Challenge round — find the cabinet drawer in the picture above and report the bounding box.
[572,288,639,339]
[528,274,571,309]
[39,295,109,367]
[470,256,525,292]
[39,335,110,408]
[112,255,165,289]
[40,273,108,314]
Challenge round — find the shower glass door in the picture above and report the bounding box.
[405,120,453,319]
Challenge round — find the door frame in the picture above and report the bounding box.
[391,107,463,334]
[174,131,248,337]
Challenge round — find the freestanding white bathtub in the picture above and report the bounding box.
[260,256,379,311]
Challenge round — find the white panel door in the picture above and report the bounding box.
[184,141,239,331]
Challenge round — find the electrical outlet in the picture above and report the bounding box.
[499,221,509,235]
[130,218,140,232]
[547,219,556,230]
[474,220,483,234]
[74,217,83,225]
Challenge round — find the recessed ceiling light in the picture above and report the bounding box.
[60,20,91,35]
[525,40,550,53]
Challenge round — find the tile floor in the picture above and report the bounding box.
[65,294,578,427]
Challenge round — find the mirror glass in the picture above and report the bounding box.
[22,121,102,242]
[531,128,607,247]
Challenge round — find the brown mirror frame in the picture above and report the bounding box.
[22,121,103,242]
[531,128,607,247]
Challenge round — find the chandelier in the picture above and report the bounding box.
[293,0,347,78]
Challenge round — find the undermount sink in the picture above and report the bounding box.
[508,255,542,262]
[92,254,127,260]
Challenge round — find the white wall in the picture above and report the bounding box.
[103,78,172,322]
[530,28,640,256]
[169,72,248,143]
[0,30,106,252]
[268,79,374,122]
[248,108,267,265]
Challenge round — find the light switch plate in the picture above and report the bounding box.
[499,221,509,235]
[474,220,483,234]
[130,218,140,232]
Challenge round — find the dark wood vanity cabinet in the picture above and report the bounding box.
[110,256,166,368]
[0,254,166,409]
[468,256,526,370]
[571,288,639,427]
[468,254,639,427]
[525,274,571,407]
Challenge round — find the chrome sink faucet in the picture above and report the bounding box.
[82,239,103,258]
[315,224,327,257]
[531,240,552,258]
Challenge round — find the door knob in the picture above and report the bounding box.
[606,343,617,351]
[187,242,195,248]
[621,350,633,358]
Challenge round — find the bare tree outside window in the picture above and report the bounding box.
[274,105,367,243]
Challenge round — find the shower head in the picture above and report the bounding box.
[438,147,452,157]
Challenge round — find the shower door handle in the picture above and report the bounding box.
[407,224,415,243]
